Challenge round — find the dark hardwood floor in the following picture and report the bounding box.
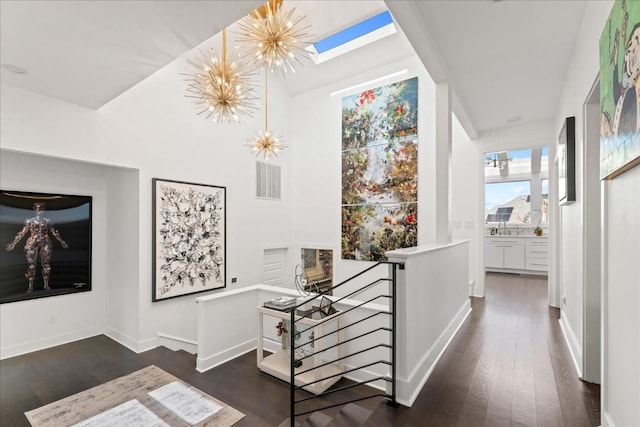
[0,273,600,426]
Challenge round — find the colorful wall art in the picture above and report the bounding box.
[341,77,418,261]
[600,0,640,179]
[152,179,226,301]
[0,190,92,304]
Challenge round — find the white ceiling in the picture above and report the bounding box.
[0,0,262,108]
[388,0,587,136]
[0,0,587,137]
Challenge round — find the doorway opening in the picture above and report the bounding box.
[483,146,550,277]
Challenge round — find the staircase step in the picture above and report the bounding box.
[278,410,332,427]
[302,411,333,427]
[327,403,373,426]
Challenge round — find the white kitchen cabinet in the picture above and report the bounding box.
[485,238,524,270]
[485,240,504,268]
[504,243,525,269]
[525,237,548,272]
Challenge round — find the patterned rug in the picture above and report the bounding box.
[25,365,244,426]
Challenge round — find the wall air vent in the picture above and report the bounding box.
[256,161,281,200]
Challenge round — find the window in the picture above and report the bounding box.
[484,146,548,226]
[541,178,549,224]
[485,180,531,224]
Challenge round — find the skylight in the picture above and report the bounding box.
[308,11,396,64]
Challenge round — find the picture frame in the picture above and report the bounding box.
[152,178,226,302]
[0,190,92,304]
[599,2,640,180]
[558,116,576,205]
[319,295,335,316]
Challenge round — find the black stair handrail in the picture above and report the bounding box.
[293,294,392,339]
[289,261,402,425]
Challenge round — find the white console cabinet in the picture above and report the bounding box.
[256,305,345,394]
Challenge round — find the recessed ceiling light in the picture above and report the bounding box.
[506,116,522,123]
[1,64,28,75]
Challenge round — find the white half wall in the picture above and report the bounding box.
[387,240,471,406]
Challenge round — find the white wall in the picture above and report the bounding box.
[289,56,437,297]
[603,166,640,426]
[554,1,639,425]
[104,166,141,349]
[0,28,295,353]
[0,150,126,358]
[451,115,478,291]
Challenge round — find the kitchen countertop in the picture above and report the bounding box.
[485,235,548,238]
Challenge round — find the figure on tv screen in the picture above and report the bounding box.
[5,202,69,292]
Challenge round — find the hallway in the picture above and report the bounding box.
[365,272,600,426]
[0,273,600,426]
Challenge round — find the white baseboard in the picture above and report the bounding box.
[196,338,256,373]
[137,337,157,353]
[104,328,157,354]
[1,327,101,360]
[156,332,198,354]
[396,299,472,406]
[558,315,582,378]
[104,328,143,353]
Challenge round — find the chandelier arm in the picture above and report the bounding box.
[222,29,227,77]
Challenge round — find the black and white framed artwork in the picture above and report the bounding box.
[152,178,226,302]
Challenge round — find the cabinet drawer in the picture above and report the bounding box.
[526,238,548,247]
[526,259,548,271]
[526,246,548,258]
[487,238,523,245]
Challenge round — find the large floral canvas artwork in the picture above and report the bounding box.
[152,179,226,302]
[341,77,418,261]
[599,0,640,179]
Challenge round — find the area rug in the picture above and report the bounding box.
[25,365,244,426]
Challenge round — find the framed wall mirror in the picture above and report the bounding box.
[300,248,333,295]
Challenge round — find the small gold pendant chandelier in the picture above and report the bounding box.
[246,70,287,159]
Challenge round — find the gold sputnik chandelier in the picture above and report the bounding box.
[236,0,311,74]
[184,29,258,123]
[246,70,287,158]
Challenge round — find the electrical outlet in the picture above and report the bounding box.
[49,314,58,324]
[231,277,237,283]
